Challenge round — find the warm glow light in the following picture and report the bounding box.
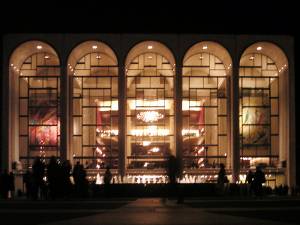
[147,56,153,59]
[202,46,208,50]
[249,56,255,60]
[44,55,50,59]
[142,141,151,146]
[92,45,98,49]
[147,45,153,49]
[256,46,262,51]
[128,99,172,110]
[95,100,119,111]
[182,129,200,137]
[96,55,101,59]
[149,147,160,153]
[136,111,164,123]
[131,126,169,136]
[36,45,42,50]
[182,100,205,111]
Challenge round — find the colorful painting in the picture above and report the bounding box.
[29,107,59,146]
[241,101,269,145]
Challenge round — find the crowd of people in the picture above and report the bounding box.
[0,156,99,200]
[0,155,281,200]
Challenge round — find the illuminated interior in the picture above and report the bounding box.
[71,41,119,169]
[125,41,175,170]
[11,41,61,167]
[6,38,292,186]
[239,50,280,168]
[182,42,231,170]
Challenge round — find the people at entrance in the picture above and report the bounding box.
[217,163,229,195]
[103,166,112,197]
[246,169,254,196]
[253,166,266,197]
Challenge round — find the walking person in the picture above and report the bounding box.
[8,172,15,199]
[103,166,112,197]
[246,169,254,196]
[217,163,229,196]
[253,166,266,198]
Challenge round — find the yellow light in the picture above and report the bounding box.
[92,45,98,49]
[136,111,164,123]
[149,147,160,153]
[142,141,151,146]
[36,45,42,50]
[202,46,208,50]
[256,46,262,51]
[44,55,50,59]
[147,45,153,49]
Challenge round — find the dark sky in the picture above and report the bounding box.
[0,2,298,35]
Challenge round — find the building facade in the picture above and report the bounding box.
[1,34,296,188]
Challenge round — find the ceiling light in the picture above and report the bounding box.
[44,55,50,59]
[36,45,42,50]
[96,55,101,59]
[202,46,208,50]
[92,45,98,49]
[147,45,153,50]
[256,46,262,51]
[249,56,255,60]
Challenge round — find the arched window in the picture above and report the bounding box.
[125,41,175,170]
[10,41,61,168]
[239,42,288,170]
[182,42,232,171]
[69,41,118,169]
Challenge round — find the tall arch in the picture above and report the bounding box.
[68,41,119,171]
[9,40,61,169]
[182,41,232,178]
[125,41,176,175]
[239,42,289,186]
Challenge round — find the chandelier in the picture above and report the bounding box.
[137,111,164,123]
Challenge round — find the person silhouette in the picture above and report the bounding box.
[217,163,228,195]
[246,169,254,196]
[166,154,180,200]
[103,166,112,197]
[8,172,15,199]
[253,166,266,198]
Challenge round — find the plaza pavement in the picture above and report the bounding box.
[1,197,300,225]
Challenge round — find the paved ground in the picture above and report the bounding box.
[1,197,300,225]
